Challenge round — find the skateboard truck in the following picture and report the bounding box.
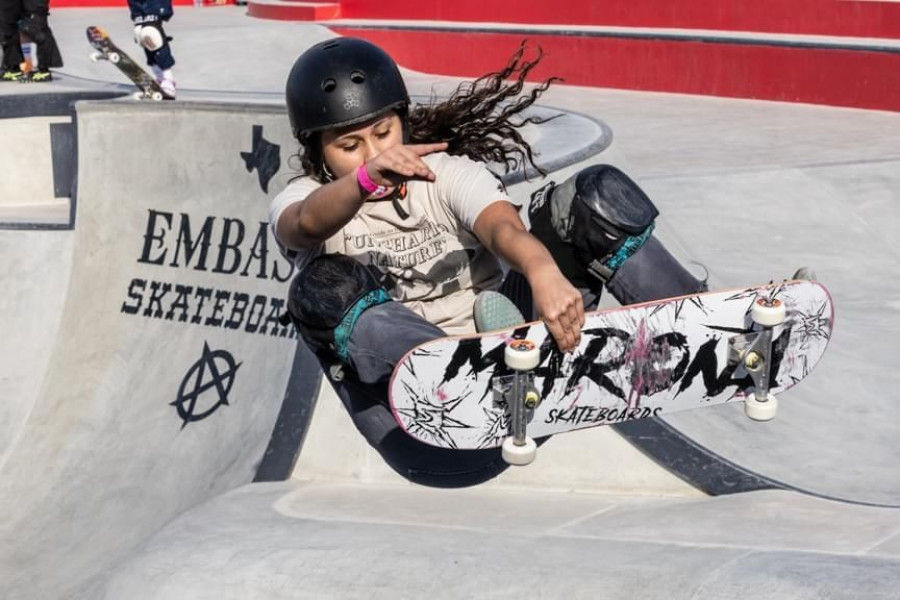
[90,50,121,64]
[729,296,787,422]
[498,339,541,465]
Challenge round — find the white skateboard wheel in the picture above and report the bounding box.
[109,52,120,64]
[745,393,778,421]
[89,51,101,63]
[751,297,786,327]
[151,91,164,101]
[502,436,537,466]
[505,339,539,371]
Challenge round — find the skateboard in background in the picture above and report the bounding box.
[86,25,174,101]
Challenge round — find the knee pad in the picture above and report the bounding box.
[19,14,49,44]
[287,254,391,362]
[133,21,166,51]
[529,165,659,284]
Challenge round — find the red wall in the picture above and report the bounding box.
[50,0,900,111]
[332,27,900,112]
[338,0,900,39]
[51,0,227,7]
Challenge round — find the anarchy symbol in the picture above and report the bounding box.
[171,342,242,428]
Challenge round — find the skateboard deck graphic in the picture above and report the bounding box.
[86,26,173,101]
[389,280,833,453]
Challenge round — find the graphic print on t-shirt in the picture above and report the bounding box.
[344,216,478,300]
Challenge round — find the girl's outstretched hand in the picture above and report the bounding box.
[365,142,449,188]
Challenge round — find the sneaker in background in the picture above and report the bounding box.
[1,69,24,82]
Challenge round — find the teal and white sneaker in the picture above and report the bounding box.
[473,291,526,332]
[792,267,817,281]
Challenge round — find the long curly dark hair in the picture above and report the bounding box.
[297,42,562,183]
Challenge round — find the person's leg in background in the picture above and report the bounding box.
[129,0,176,96]
[18,0,62,81]
[0,0,24,81]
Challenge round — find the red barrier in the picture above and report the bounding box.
[338,0,900,39]
[332,27,900,112]
[52,0,230,6]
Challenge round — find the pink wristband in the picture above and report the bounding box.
[356,164,390,197]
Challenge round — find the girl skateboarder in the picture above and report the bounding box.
[270,37,708,485]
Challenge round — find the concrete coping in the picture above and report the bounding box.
[2,94,610,228]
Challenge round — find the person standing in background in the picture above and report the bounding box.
[129,0,177,97]
[0,0,63,82]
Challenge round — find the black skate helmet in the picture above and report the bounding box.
[286,37,410,140]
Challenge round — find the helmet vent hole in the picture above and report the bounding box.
[321,78,337,93]
[350,70,366,84]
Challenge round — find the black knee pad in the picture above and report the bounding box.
[529,165,659,284]
[287,254,391,362]
[19,13,50,44]
[0,25,17,47]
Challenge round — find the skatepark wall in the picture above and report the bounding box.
[0,99,317,600]
[0,91,126,228]
[1,91,127,486]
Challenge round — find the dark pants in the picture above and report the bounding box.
[128,0,175,70]
[311,234,707,488]
[0,0,62,71]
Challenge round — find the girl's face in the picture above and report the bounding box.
[320,111,403,178]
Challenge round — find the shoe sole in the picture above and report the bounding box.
[474,291,526,332]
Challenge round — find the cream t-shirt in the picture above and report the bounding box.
[269,152,514,334]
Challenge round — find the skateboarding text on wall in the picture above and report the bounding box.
[120,209,298,339]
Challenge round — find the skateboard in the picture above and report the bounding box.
[389,279,833,465]
[85,26,173,101]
